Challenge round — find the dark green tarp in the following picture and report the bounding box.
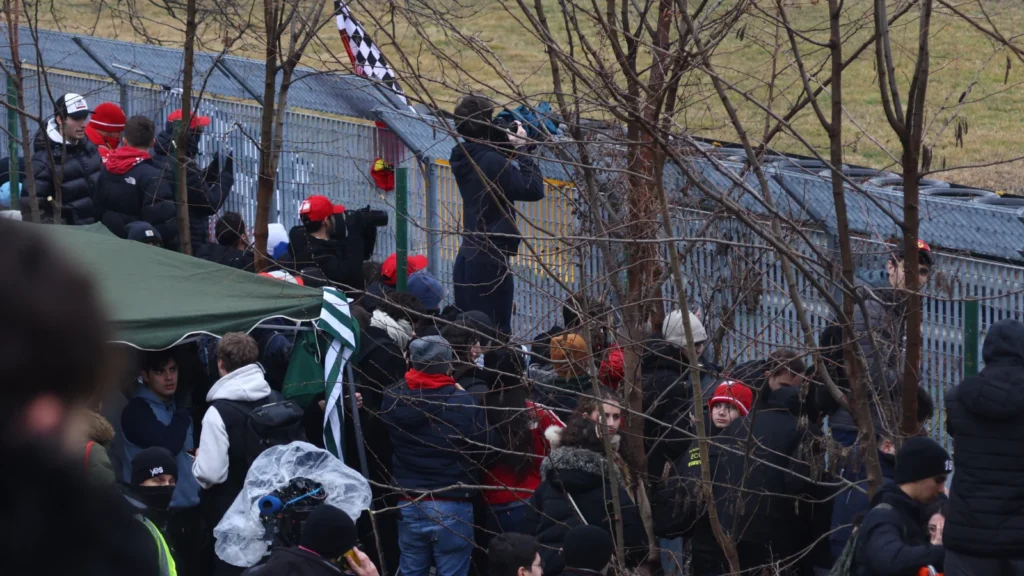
[40,223,323,350]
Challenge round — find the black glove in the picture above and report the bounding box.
[203,156,220,183]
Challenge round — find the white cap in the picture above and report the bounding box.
[663,309,707,349]
[56,93,90,118]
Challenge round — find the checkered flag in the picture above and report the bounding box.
[334,0,409,106]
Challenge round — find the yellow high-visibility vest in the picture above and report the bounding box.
[139,517,178,576]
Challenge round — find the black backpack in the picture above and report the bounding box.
[214,392,307,469]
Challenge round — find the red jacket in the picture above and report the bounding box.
[483,401,565,506]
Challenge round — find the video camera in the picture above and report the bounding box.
[257,477,327,548]
[332,205,389,260]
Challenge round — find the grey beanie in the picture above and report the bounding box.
[409,335,453,375]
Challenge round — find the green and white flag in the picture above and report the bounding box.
[317,287,360,458]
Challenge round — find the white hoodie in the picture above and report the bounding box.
[192,363,272,489]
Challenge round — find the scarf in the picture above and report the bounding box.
[104,146,151,175]
[371,309,414,349]
[405,369,456,390]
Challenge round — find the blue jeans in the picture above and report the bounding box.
[659,537,685,576]
[485,501,527,535]
[398,500,475,576]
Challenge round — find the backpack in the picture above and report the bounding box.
[215,392,307,469]
[830,502,894,576]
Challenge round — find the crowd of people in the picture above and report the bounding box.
[2,93,1020,576]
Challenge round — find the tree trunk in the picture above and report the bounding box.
[7,9,39,223]
[175,0,197,255]
[253,0,279,273]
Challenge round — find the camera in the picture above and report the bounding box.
[258,477,327,548]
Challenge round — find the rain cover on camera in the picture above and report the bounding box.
[214,441,372,567]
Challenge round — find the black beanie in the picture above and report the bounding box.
[300,505,357,559]
[895,436,951,484]
[562,525,613,573]
[130,447,178,486]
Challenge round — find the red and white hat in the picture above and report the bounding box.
[708,380,754,416]
[299,195,345,222]
[88,102,127,131]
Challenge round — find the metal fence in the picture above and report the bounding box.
[7,31,1024,446]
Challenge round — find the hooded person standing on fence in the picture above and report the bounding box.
[450,95,546,337]
[153,109,234,248]
[29,93,103,224]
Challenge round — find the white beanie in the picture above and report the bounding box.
[663,309,707,349]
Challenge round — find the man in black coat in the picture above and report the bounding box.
[29,93,102,224]
[152,109,233,247]
[944,319,1024,575]
[853,437,950,576]
[195,211,255,270]
[450,95,545,336]
[95,115,179,248]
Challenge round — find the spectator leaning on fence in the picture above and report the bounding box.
[29,93,102,224]
[450,95,545,336]
[829,240,934,445]
[153,109,234,247]
[95,115,179,249]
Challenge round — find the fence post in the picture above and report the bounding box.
[425,160,440,277]
[396,166,409,291]
[964,298,979,377]
[71,37,127,111]
[7,74,19,213]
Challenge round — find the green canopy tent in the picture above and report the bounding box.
[39,224,360,459]
[40,223,324,350]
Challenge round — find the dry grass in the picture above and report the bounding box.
[37,0,1024,189]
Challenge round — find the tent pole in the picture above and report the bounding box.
[396,167,409,291]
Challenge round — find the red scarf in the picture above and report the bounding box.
[104,146,151,176]
[85,124,121,158]
[405,369,456,390]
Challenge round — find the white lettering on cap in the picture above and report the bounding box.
[299,200,311,213]
[145,230,155,238]
[149,466,164,476]
[945,460,953,472]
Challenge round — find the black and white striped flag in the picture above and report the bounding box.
[334,0,409,106]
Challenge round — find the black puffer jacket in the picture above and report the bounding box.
[521,445,649,575]
[152,124,233,247]
[94,146,179,248]
[642,340,721,478]
[29,119,101,224]
[945,319,1024,557]
[853,484,944,576]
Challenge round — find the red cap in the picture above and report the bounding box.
[299,195,345,222]
[380,253,428,286]
[917,239,931,252]
[709,381,754,416]
[89,102,126,131]
[167,109,211,129]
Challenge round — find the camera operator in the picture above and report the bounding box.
[450,96,545,337]
[290,195,386,295]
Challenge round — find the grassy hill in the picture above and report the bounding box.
[39,0,1024,190]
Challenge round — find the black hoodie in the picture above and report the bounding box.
[944,319,1024,557]
[449,141,545,256]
